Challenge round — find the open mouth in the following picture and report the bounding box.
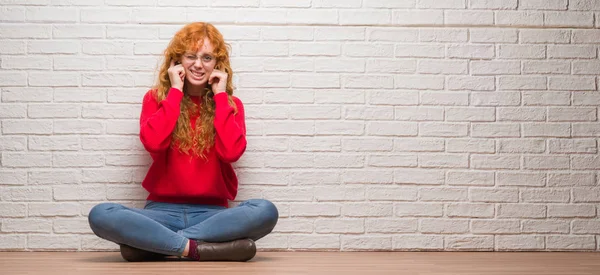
[189,70,205,80]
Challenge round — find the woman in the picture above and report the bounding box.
[88,22,278,262]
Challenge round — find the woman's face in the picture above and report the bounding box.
[180,37,217,89]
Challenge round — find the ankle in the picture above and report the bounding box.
[186,239,200,260]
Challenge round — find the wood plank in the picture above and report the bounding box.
[1,252,599,275]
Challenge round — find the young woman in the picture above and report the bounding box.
[88,22,278,262]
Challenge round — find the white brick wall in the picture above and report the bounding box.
[0,0,599,252]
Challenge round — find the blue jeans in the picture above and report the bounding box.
[88,199,278,256]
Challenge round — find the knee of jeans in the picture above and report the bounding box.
[253,199,279,230]
[88,202,120,233]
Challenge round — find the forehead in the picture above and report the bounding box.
[188,37,214,54]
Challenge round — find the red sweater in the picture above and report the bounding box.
[139,88,246,207]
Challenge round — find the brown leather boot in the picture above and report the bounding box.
[119,244,165,262]
[195,238,256,262]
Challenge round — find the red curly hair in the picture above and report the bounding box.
[153,22,237,159]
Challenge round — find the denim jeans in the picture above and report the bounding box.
[88,199,279,256]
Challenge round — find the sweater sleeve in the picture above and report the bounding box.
[139,88,183,155]
[213,92,247,163]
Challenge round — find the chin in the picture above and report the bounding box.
[186,77,207,87]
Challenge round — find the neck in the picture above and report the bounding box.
[184,82,208,97]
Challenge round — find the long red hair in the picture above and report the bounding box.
[153,22,236,158]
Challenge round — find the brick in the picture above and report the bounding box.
[419,154,468,168]
[315,186,365,201]
[521,188,570,202]
[345,106,394,120]
[393,10,443,25]
[366,186,417,201]
[548,173,595,187]
[344,43,393,57]
[497,172,545,187]
[470,188,519,202]
[0,137,27,151]
[549,76,596,91]
[367,28,417,42]
[471,61,520,76]
[447,108,495,122]
[472,123,520,138]
[315,218,363,234]
[28,235,79,250]
[395,107,443,121]
[1,187,52,202]
[572,220,600,234]
[447,139,495,153]
[2,219,51,233]
[548,204,596,218]
[394,235,444,250]
[0,203,26,217]
[290,203,340,217]
[523,123,570,137]
[497,204,546,218]
[419,187,468,201]
[448,45,494,59]
[519,0,567,10]
[368,154,417,167]
[523,92,570,106]
[445,11,494,25]
[499,76,546,90]
[472,92,520,106]
[317,59,365,73]
[496,11,543,26]
[496,236,544,250]
[395,169,445,185]
[470,0,517,9]
[342,138,392,152]
[522,60,570,74]
[549,139,596,153]
[420,28,467,42]
[395,44,445,58]
[395,203,443,217]
[573,188,600,202]
[421,92,469,106]
[367,122,416,136]
[339,10,391,25]
[446,236,494,251]
[447,171,494,186]
[290,137,340,152]
[28,203,80,217]
[471,220,520,234]
[0,24,51,38]
[367,59,416,73]
[394,139,443,153]
[419,123,468,137]
[524,156,570,170]
[547,236,596,251]
[544,12,594,27]
[365,219,417,233]
[421,219,469,234]
[498,44,545,59]
[273,219,313,233]
[571,155,600,170]
[447,203,494,218]
[520,29,570,43]
[498,139,545,153]
[0,234,26,250]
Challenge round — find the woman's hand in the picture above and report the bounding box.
[209,69,227,94]
[168,59,185,91]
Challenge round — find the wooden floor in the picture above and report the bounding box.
[1,251,599,275]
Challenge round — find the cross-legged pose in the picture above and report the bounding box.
[88,22,278,262]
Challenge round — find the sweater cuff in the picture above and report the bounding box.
[213,92,229,106]
[167,87,184,101]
